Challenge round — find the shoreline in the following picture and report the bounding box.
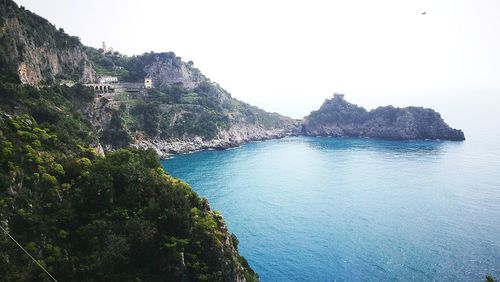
[155,133,465,160]
[132,127,298,159]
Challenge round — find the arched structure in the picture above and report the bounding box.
[82,83,114,93]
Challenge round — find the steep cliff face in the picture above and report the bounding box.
[0,0,95,84]
[125,52,248,108]
[143,53,205,89]
[303,95,465,141]
[141,53,235,107]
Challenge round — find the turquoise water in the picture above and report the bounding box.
[161,136,500,281]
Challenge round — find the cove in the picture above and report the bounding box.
[161,136,500,281]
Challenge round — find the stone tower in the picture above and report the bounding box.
[333,93,345,100]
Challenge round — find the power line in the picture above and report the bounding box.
[0,224,58,282]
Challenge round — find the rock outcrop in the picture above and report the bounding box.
[133,122,298,158]
[302,94,465,141]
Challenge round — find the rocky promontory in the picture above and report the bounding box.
[302,94,465,141]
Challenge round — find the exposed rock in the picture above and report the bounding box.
[0,3,95,84]
[143,52,205,90]
[95,143,105,157]
[132,52,238,107]
[302,94,465,141]
[133,122,298,158]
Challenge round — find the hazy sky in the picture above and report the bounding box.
[15,0,500,131]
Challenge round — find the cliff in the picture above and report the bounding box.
[302,95,465,141]
[0,0,94,84]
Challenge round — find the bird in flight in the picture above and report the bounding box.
[422,12,427,15]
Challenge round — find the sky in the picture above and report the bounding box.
[15,0,500,133]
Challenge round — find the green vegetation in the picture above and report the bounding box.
[84,48,293,142]
[307,96,368,125]
[125,87,229,139]
[0,2,293,278]
[108,84,292,141]
[0,82,257,280]
[0,82,97,148]
[101,108,132,148]
[85,47,130,78]
[486,275,498,282]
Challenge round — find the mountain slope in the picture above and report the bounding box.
[83,51,299,156]
[302,94,465,141]
[0,74,257,282]
[0,1,257,280]
[0,3,299,156]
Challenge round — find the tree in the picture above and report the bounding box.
[486,276,497,282]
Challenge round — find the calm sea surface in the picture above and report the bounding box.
[161,135,500,281]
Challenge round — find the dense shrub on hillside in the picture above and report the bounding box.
[85,47,130,78]
[101,109,132,148]
[0,82,258,281]
[0,82,97,149]
[126,88,229,139]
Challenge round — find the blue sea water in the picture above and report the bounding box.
[161,136,500,281]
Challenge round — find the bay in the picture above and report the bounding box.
[161,136,500,281]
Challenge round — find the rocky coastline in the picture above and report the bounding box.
[131,100,467,159]
[133,123,299,158]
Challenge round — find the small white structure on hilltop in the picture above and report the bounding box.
[144,77,153,89]
[98,76,118,84]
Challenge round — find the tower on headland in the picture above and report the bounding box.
[102,41,107,53]
[333,93,345,100]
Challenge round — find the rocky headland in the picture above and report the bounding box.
[302,94,465,141]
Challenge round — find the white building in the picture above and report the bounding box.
[98,76,118,84]
[144,77,153,89]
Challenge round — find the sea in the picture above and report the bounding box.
[161,130,500,281]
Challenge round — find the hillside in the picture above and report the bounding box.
[302,94,465,141]
[0,0,467,279]
[0,73,257,282]
[0,0,298,157]
[0,1,257,281]
[84,51,299,156]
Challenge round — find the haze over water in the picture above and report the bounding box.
[162,127,500,281]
